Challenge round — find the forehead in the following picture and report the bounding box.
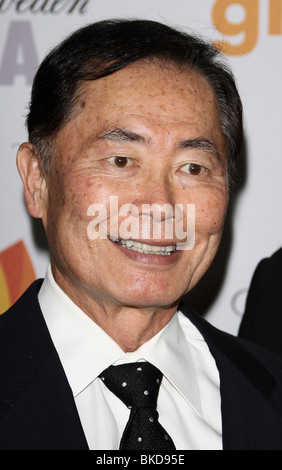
[77,61,220,129]
[55,61,224,155]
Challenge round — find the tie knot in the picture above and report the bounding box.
[99,362,163,409]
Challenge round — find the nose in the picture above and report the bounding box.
[132,171,176,214]
[131,172,177,240]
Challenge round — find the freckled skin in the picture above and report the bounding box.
[29,62,228,351]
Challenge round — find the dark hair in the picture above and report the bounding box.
[27,18,243,186]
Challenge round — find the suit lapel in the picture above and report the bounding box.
[1,350,88,449]
[0,281,88,450]
[180,301,282,450]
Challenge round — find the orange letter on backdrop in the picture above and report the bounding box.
[0,241,36,314]
[269,0,282,34]
[212,0,259,55]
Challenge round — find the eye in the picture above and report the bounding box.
[181,163,206,176]
[107,156,133,168]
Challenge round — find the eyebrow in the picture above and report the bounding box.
[99,128,221,160]
[99,128,150,144]
[178,137,222,160]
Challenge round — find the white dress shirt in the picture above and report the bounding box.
[38,264,222,450]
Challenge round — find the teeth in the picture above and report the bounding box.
[110,238,176,255]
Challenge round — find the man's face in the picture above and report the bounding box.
[42,61,228,311]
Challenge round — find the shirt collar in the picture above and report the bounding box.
[38,264,202,416]
[123,314,201,415]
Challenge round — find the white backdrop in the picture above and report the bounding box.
[0,0,281,334]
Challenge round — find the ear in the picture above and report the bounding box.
[16,142,48,219]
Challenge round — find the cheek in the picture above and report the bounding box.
[53,172,107,218]
[194,187,228,236]
[47,173,128,247]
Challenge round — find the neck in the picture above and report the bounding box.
[89,305,176,352]
[52,265,178,352]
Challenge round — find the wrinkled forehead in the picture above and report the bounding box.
[74,61,222,133]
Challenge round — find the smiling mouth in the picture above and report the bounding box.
[110,237,177,255]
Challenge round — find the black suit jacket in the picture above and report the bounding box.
[239,248,282,357]
[1,280,282,450]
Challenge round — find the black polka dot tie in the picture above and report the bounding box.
[99,362,176,450]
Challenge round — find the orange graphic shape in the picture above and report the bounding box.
[0,240,36,314]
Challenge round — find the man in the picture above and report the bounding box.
[1,19,282,450]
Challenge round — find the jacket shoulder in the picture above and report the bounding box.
[180,300,282,396]
[0,280,53,415]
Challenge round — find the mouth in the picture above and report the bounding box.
[110,237,177,256]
